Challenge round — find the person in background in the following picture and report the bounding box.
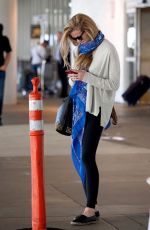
[60,13,120,225]
[30,39,49,76]
[55,31,69,98]
[0,23,12,126]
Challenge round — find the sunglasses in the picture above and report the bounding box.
[69,31,85,41]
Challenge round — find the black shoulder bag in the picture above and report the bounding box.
[55,96,73,136]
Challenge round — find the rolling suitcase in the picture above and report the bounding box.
[122,75,150,105]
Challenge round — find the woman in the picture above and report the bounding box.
[60,13,120,225]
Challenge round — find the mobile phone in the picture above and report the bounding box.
[65,69,78,74]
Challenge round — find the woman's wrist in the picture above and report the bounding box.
[77,70,86,81]
[82,71,89,82]
[0,65,6,71]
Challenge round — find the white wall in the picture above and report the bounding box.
[0,0,17,104]
[71,0,126,102]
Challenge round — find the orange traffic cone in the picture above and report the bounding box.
[29,77,46,230]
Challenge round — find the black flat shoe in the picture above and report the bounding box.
[71,214,97,225]
[95,210,100,219]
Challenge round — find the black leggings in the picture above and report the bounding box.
[82,112,103,209]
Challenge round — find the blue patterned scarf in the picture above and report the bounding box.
[79,31,104,55]
[70,31,105,190]
[69,82,87,189]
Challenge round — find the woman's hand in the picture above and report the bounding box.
[77,70,86,81]
[68,70,86,81]
[0,65,6,71]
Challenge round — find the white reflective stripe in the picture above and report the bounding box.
[30,120,43,131]
[29,100,43,111]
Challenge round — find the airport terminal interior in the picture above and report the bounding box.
[0,0,150,229]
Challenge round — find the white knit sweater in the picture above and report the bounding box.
[70,39,120,127]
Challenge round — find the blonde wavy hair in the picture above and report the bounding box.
[60,13,100,69]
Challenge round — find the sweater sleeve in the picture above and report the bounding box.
[83,48,120,91]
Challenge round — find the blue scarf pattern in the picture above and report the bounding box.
[79,31,104,55]
[69,81,87,189]
[70,31,105,189]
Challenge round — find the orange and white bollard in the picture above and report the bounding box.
[29,77,46,230]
